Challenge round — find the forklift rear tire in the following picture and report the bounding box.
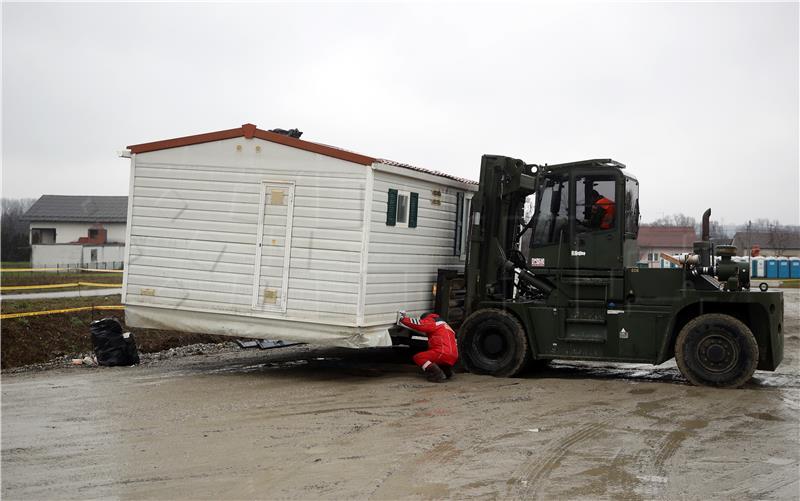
[458,309,530,377]
[674,314,758,388]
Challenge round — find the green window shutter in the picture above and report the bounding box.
[409,192,419,228]
[386,189,398,226]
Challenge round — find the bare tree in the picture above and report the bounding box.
[1,198,36,262]
[767,221,793,257]
[709,220,730,242]
[649,213,697,227]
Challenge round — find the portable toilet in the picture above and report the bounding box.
[752,256,766,278]
[778,257,790,278]
[766,257,778,278]
[791,257,800,279]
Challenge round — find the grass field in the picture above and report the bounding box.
[0,261,31,269]
[1,269,122,294]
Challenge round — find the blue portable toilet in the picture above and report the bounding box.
[791,257,800,279]
[778,257,791,278]
[766,257,778,278]
[752,256,765,278]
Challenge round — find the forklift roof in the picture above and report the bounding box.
[545,158,626,170]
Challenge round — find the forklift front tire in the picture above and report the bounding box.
[674,313,758,388]
[458,309,530,377]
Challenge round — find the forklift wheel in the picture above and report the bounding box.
[458,309,530,377]
[674,314,758,388]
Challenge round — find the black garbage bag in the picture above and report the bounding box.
[90,318,140,366]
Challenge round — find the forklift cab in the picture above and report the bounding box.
[527,160,640,273]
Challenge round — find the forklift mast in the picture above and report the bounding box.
[465,156,539,313]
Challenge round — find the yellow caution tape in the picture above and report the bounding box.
[0,268,123,273]
[1,305,125,320]
[0,282,122,291]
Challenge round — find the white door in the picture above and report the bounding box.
[252,181,295,312]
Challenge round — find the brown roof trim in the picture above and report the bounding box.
[127,123,376,165]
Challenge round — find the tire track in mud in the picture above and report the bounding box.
[651,420,707,478]
[506,422,607,499]
[635,395,741,497]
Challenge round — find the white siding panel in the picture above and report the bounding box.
[125,139,366,327]
[131,264,255,286]
[130,225,256,245]
[363,170,474,325]
[131,215,256,235]
[135,187,261,204]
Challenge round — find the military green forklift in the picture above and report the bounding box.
[436,156,784,388]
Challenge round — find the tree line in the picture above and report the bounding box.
[646,213,798,255]
[1,198,36,262]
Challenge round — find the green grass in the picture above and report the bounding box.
[1,294,122,315]
[780,279,800,289]
[1,271,122,290]
[0,261,31,269]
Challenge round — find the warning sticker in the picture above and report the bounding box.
[531,258,545,267]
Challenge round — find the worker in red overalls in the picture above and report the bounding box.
[590,190,616,230]
[399,312,458,383]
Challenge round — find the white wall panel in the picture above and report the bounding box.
[125,137,365,326]
[363,169,476,325]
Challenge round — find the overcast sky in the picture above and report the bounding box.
[2,2,798,226]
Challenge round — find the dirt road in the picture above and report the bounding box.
[3,292,799,500]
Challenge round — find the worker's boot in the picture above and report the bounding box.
[424,363,447,383]
[440,365,454,380]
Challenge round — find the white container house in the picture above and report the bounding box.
[121,124,476,347]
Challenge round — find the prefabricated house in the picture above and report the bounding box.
[121,124,477,348]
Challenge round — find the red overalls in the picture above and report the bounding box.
[401,314,459,369]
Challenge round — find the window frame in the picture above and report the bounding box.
[31,228,56,245]
[395,190,411,228]
[574,175,617,233]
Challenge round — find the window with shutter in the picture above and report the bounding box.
[387,189,418,229]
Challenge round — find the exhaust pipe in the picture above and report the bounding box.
[702,208,711,241]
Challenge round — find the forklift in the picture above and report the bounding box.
[435,156,784,388]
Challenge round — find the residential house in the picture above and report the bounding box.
[637,225,697,267]
[22,195,127,268]
[731,230,800,257]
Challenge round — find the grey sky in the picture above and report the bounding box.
[2,2,798,226]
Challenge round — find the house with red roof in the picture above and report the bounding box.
[637,225,698,267]
[120,124,476,348]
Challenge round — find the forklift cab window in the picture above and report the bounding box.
[531,176,569,246]
[575,176,616,232]
[625,177,640,238]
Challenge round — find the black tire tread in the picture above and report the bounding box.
[458,308,530,377]
[675,313,758,389]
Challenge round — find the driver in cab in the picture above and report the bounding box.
[583,189,615,230]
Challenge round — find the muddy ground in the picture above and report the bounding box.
[2,291,799,500]
[0,295,229,369]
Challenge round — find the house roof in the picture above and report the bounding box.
[22,195,128,223]
[731,230,800,250]
[126,123,477,185]
[637,226,697,248]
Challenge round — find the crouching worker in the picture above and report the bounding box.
[399,312,458,383]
